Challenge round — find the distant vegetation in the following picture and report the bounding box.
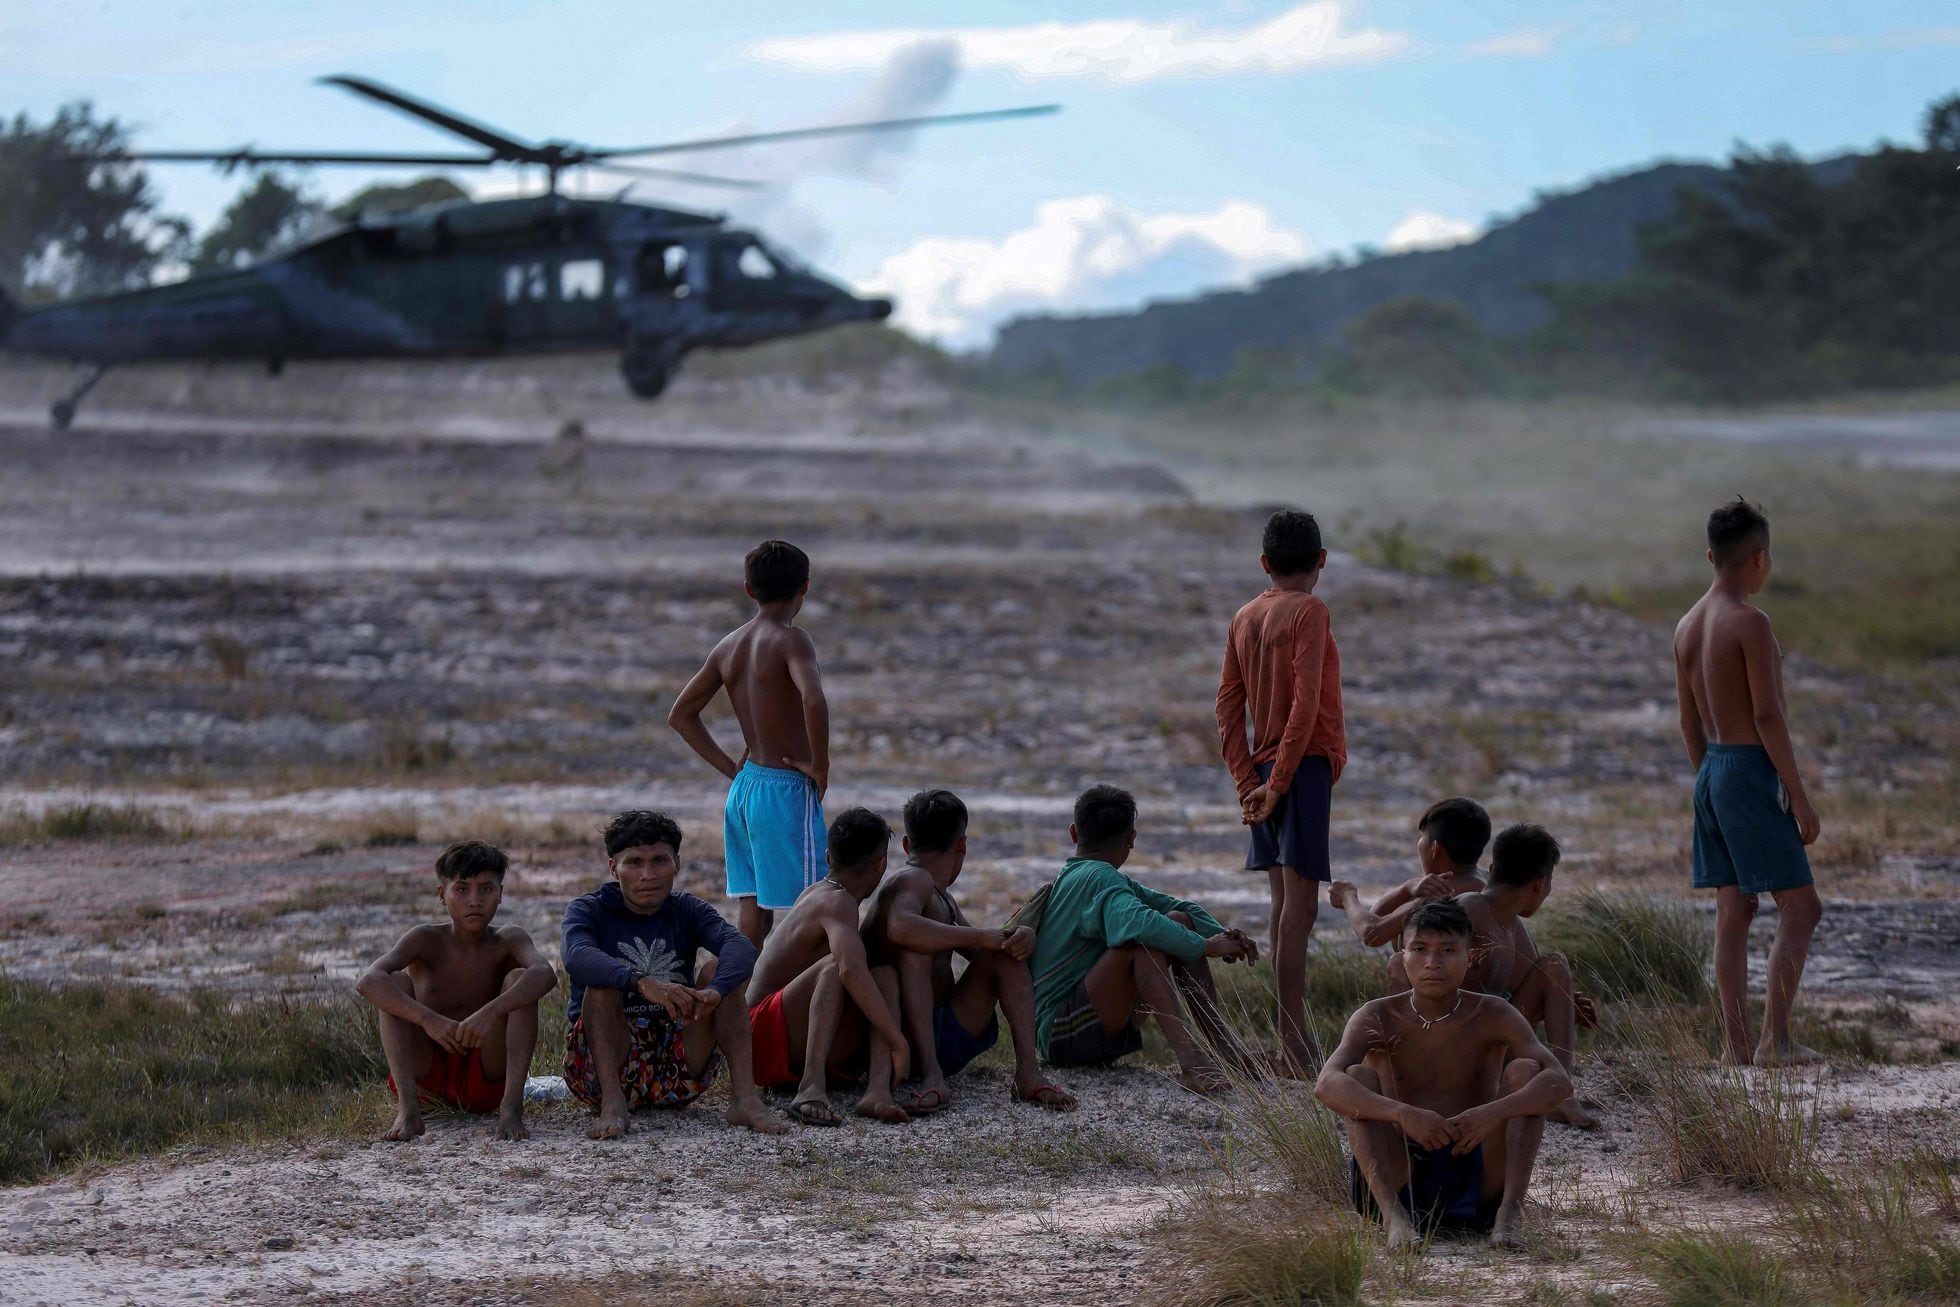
[992,92,1960,407]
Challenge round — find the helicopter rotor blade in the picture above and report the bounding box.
[592,103,1059,161]
[586,162,767,190]
[320,75,538,158]
[114,149,501,168]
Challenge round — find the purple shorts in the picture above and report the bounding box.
[1245,756,1332,881]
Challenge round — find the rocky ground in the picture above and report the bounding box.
[0,354,1954,1304]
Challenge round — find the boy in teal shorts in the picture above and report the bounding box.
[1672,497,1825,1066]
[670,539,831,946]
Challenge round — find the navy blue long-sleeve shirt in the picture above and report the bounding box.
[560,882,757,1022]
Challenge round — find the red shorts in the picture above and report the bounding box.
[749,990,795,1089]
[389,1048,504,1114]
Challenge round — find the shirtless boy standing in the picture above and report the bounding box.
[746,807,914,1126]
[1216,509,1346,1076]
[669,538,829,947]
[1316,900,1571,1250]
[1329,797,1490,948]
[862,789,1077,1113]
[1673,497,1824,1066]
[357,840,557,1142]
[1450,824,1599,1130]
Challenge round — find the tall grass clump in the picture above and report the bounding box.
[1207,946,1390,1057]
[1153,1193,1370,1307]
[1632,1230,1801,1307]
[1784,1164,1960,1302]
[1610,1006,1821,1191]
[0,802,175,845]
[1533,888,1710,1004]
[0,975,385,1182]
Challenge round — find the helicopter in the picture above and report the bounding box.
[0,75,1056,429]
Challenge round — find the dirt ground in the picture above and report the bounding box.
[0,354,1955,1304]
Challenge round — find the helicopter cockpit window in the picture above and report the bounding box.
[560,259,605,301]
[737,243,778,280]
[636,243,689,298]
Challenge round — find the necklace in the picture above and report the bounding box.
[1408,991,1464,1030]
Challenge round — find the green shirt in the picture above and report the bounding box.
[1028,856,1225,1056]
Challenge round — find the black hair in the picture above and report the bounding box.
[1416,797,1492,867]
[604,809,683,858]
[1262,509,1324,577]
[828,807,891,873]
[903,789,968,855]
[745,538,810,604]
[1404,899,1474,942]
[1488,823,1562,887]
[435,839,508,883]
[1707,496,1770,569]
[1073,784,1137,850]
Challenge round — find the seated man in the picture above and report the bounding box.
[357,840,557,1142]
[1453,823,1600,1130]
[747,807,913,1126]
[559,810,785,1139]
[1315,900,1571,1251]
[863,788,1077,1113]
[1329,797,1490,948]
[1027,784,1259,1094]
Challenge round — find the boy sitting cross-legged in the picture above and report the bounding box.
[560,810,786,1139]
[1027,784,1260,1094]
[861,788,1077,1114]
[747,807,915,1126]
[357,840,558,1142]
[1329,797,1490,949]
[1316,900,1571,1251]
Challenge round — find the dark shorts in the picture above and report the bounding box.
[563,1005,719,1112]
[1045,980,1145,1067]
[1692,743,1813,896]
[1245,756,1333,880]
[931,1004,1000,1076]
[1350,1141,1495,1235]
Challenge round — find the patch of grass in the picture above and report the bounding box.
[1216,1072,1351,1210]
[1784,1162,1960,1302]
[0,974,385,1183]
[0,802,176,845]
[1534,889,1711,1005]
[1206,946,1390,1054]
[1631,1230,1801,1307]
[1152,1190,1371,1307]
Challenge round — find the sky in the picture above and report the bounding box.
[7,1,1958,346]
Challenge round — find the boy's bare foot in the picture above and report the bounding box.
[1489,1203,1527,1250]
[1269,1048,1318,1081]
[586,1104,630,1139]
[1384,1213,1422,1252]
[383,1110,425,1142]
[725,1098,790,1135]
[1755,1041,1825,1067]
[1550,1098,1600,1130]
[853,1095,910,1124]
[1011,1079,1078,1112]
[1178,1066,1231,1095]
[493,1110,530,1141]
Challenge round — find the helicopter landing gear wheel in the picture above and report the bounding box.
[620,339,682,399]
[51,399,76,431]
[50,363,110,432]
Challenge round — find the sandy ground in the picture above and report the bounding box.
[1,354,1956,1303]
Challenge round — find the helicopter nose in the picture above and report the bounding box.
[863,297,892,321]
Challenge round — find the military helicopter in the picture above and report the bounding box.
[0,75,1055,428]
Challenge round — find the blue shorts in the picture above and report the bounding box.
[724,761,825,910]
[1245,756,1333,880]
[1692,744,1813,896]
[931,1003,999,1076]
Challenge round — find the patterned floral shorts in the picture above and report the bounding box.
[563,1008,720,1112]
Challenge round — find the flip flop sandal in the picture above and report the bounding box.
[1011,1083,1078,1112]
[902,1087,950,1116]
[789,1097,842,1127]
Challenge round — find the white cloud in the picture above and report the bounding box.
[1383,209,1479,252]
[750,3,1412,84]
[861,195,1310,344]
[1464,26,1556,57]
[1800,26,1960,54]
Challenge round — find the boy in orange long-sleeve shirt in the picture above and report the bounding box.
[1216,509,1347,1076]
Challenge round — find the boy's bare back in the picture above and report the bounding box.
[714,617,821,767]
[1674,591,1781,747]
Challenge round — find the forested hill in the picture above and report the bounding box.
[990,156,1857,385]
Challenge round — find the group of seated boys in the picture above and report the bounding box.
[357,785,1595,1249]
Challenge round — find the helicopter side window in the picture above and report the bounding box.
[527,263,548,300]
[560,259,605,301]
[737,244,777,280]
[502,265,525,304]
[636,244,690,299]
